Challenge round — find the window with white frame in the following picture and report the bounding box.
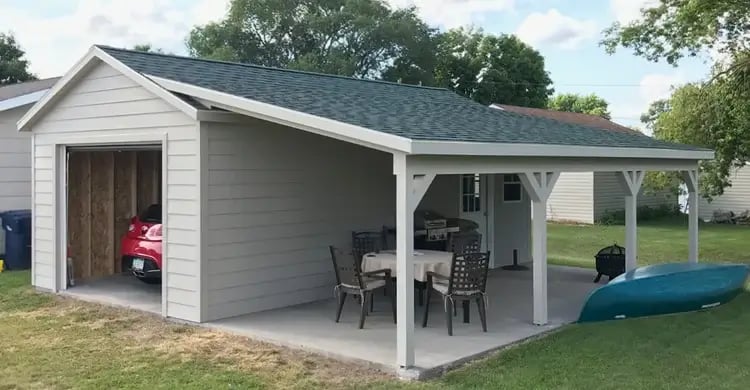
[461,174,481,212]
[503,174,522,202]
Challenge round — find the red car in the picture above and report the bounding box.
[120,204,162,284]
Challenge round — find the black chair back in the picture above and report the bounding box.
[329,246,364,289]
[448,251,490,296]
[352,230,384,261]
[448,231,482,255]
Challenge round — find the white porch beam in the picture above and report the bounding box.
[393,155,435,369]
[682,169,699,263]
[407,155,703,176]
[519,171,559,326]
[617,170,645,271]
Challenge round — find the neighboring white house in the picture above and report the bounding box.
[19,46,711,372]
[0,78,59,249]
[491,104,677,224]
[699,164,750,221]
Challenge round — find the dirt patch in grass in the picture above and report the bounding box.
[0,289,392,389]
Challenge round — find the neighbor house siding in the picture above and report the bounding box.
[699,165,750,220]
[547,172,594,223]
[0,106,32,251]
[29,60,202,322]
[593,172,676,220]
[202,119,395,321]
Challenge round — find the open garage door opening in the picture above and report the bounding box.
[64,145,163,315]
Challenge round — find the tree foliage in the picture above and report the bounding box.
[641,56,750,198]
[132,44,164,54]
[0,32,36,86]
[605,0,750,196]
[433,28,553,107]
[186,0,436,81]
[186,3,553,107]
[548,93,611,118]
[602,0,750,66]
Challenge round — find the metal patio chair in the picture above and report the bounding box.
[448,231,482,255]
[422,251,491,336]
[329,246,396,329]
[352,230,386,263]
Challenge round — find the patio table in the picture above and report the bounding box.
[362,250,473,324]
[361,250,453,282]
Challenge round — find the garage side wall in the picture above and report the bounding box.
[202,120,395,321]
[29,61,203,322]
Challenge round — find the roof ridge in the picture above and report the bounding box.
[96,45,449,92]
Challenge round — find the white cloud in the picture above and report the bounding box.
[607,72,686,133]
[386,0,514,29]
[639,72,685,103]
[610,0,658,24]
[515,9,597,50]
[2,0,229,78]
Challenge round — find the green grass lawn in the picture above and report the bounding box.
[548,216,750,268]
[3,219,750,389]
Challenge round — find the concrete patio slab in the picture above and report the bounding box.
[207,265,598,375]
[62,274,161,315]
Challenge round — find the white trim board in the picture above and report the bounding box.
[411,140,714,160]
[0,89,49,112]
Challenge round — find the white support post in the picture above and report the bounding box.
[617,170,645,272]
[682,169,699,263]
[519,171,559,326]
[393,155,434,370]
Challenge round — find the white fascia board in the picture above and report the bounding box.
[148,75,413,154]
[17,46,197,131]
[0,89,49,112]
[410,140,715,160]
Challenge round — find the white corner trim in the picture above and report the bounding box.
[410,140,715,160]
[17,46,198,131]
[0,89,50,112]
[148,75,413,154]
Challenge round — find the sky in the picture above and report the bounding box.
[1,0,713,129]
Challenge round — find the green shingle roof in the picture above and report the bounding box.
[100,46,705,151]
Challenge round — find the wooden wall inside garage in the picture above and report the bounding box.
[67,150,161,281]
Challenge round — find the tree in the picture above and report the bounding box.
[548,93,611,119]
[603,0,750,196]
[0,32,36,86]
[640,58,750,198]
[186,0,437,82]
[602,0,750,67]
[639,98,670,133]
[433,28,553,107]
[132,44,164,54]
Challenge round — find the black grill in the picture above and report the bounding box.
[594,244,625,283]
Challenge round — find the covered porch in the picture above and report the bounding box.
[208,265,596,374]
[389,152,705,376]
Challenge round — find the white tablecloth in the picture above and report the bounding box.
[362,250,453,282]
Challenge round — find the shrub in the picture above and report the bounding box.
[596,204,681,225]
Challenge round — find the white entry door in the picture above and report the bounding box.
[459,174,489,252]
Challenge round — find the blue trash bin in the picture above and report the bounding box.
[1,209,32,270]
